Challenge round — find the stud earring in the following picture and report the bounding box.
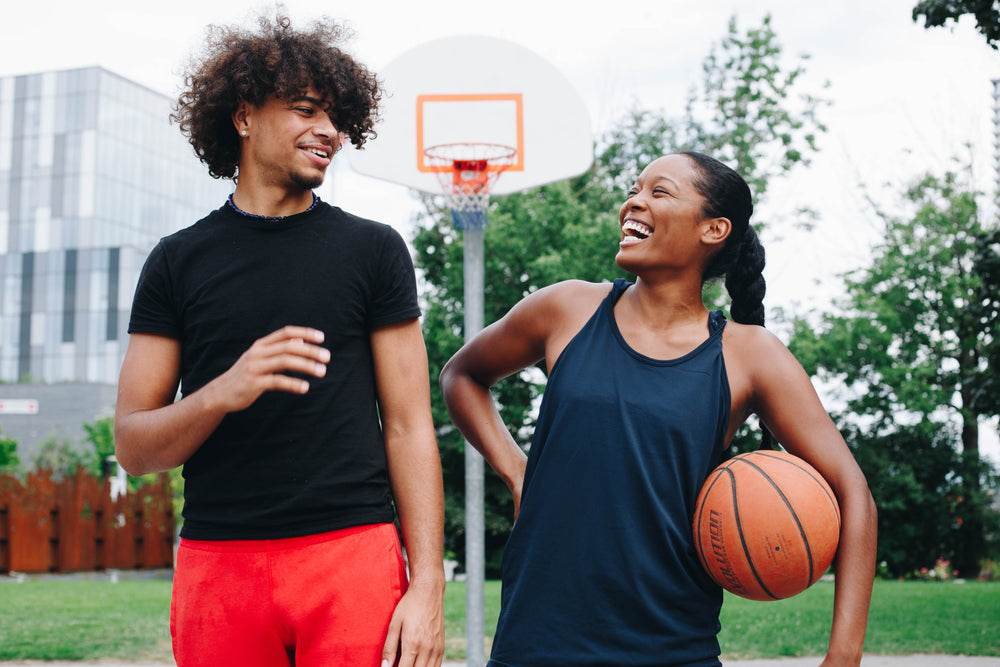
[241,130,248,136]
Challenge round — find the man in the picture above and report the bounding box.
[114,13,444,667]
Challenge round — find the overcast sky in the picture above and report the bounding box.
[4,0,997,303]
[3,0,999,459]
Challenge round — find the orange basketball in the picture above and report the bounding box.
[692,450,841,601]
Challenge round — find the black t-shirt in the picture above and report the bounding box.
[128,199,421,540]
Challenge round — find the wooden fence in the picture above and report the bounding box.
[0,468,174,573]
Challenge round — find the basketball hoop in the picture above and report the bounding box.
[424,142,517,229]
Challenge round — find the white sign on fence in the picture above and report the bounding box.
[0,399,39,414]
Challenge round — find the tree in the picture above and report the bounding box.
[843,421,998,577]
[789,164,1000,576]
[913,0,1000,49]
[598,15,829,217]
[973,226,1000,408]
[414,14,828,574]
[677,15,828,208]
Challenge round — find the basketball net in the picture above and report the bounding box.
[424,142,517,230]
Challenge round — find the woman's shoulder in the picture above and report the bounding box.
[510,281,615,370]
[500,280,613,341]
[722,320,794,361]
[723,318,779,342]
[722,320,804,385]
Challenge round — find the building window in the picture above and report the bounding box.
[106,247,118,341]
[62,248,76,342]
[18,251,33,379]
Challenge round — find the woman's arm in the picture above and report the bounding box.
[734,327,878,666]
[440,280,605,513]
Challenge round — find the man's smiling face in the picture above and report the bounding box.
[240,85,340,192]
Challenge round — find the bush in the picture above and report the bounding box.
[911,557,958,581]
[0,427,20,475]
[978,558,1000,581]
[31,436,89,479]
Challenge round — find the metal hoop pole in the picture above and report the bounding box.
[423,142,514,667]
[464,225,486,667]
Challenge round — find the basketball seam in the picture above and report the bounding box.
[737,456,815,590]
[694,471,725,590]
[729,464,780,600]
[752,451,841,528]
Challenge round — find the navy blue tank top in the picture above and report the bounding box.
[487,279,731,667]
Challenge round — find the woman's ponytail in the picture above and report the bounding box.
[681,151,773,449]
[725,225,766,327]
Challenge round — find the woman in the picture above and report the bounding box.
[440,152,877,667]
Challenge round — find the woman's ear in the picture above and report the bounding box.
[702,216,732,247]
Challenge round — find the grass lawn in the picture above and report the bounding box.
[0,580,173,662]
[718,580,1000,659]
[1,578,997,662]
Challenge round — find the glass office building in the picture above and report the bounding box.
[0,67,230,384]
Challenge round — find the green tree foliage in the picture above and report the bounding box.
[29,417,116,481]
[844,421,999,577]
[415,15,827,575]
[679,15,828,208]
[83,416,115,477]
[599,15,829,214]
[788,165,1000,576]
[0,426,20,476]
[83,416,181,515]
[974,227,1000,408]
[913,0,1000,48]
[84,415,185,524]
[791,168,997,435]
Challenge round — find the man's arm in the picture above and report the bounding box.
[373,318,445,667]
[114,326,330,476]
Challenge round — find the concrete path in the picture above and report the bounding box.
[719,658,1000,667]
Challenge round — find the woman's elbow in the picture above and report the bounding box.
[439,354,465,399]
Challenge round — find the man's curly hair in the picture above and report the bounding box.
[171,12,382,180]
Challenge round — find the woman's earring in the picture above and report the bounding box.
[241,130,248,136]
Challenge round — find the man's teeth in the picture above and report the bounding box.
[308,148,331,158]
[623,220,652,239]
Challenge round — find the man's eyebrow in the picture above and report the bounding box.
[288,95,329,108]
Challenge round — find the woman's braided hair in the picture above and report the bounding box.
[682,152,772,448]
[171,12,382,180]
[680,151,766,328]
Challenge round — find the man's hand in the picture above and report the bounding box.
[115,326,329,475]
[202,325,329,413]
[380,581,445,667]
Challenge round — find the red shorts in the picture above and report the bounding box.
[170,523,407,667]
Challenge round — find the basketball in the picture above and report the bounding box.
[693,449,841,601]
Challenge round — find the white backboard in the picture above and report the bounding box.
[349,35,593,195]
